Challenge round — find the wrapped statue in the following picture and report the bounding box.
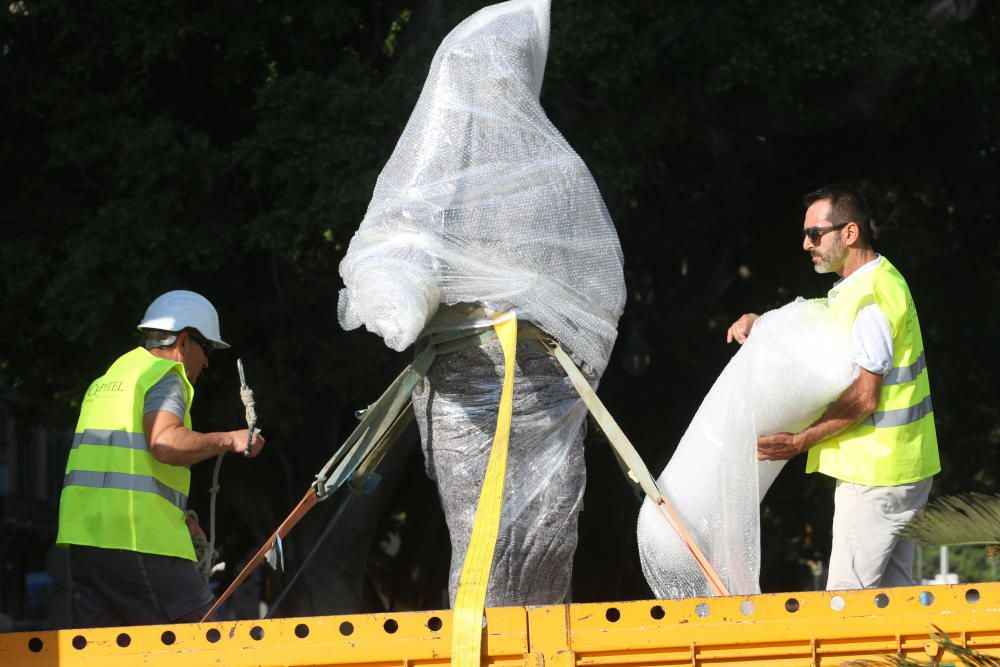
[338,0,625,606]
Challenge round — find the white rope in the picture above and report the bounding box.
[194,457,222,580]
[240,386,257,429]
[237,359,256,457]
[196,360,259,581]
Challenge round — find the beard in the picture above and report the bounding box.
[811,237,846,274]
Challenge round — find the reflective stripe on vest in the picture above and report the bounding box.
[867,394,934,428]
[71,428,147,450]
[882,351,927,386]
[64,469,188,510]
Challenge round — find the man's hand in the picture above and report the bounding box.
[757,432,804,461]
[758,368,883,462]
[726,313,760,344]
[229,429,265,458]
[185,511,206,539]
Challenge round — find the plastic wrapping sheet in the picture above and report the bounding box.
[337,0,625,375]
[637,299,857,599]
[337,0,623,607]
[411,325,589,607]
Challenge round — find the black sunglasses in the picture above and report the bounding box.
[187,332,213,358]
[803,222,850,244]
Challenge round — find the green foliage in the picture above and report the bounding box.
[0,0,424,408]
[904,493,1000,546]
[915,544,999,585]
[848,626,1000,666]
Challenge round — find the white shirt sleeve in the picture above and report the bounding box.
[851,304,894,375]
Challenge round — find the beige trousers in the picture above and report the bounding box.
[826,477,933,590]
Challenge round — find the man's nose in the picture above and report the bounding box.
[803,234,813,251]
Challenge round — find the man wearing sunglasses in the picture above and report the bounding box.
[726,184,939,591]
[56,289,266,627]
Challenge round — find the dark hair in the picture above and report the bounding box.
[803,184,874,247]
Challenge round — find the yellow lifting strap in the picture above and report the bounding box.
[450,313,518,667]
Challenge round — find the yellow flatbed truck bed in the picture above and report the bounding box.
[2,582,998,666]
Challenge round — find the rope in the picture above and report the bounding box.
[195,360,258,582]
[195,454,224,580]
[238,359,256,457]
[241,386,257,431]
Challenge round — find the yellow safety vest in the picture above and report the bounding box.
[56,347,197,560]
[806,257,940,486]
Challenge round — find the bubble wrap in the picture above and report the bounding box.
[411,331,590,607]
[637,299,857,599]
[337,0,626,375]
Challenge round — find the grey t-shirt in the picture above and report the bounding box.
[143,371,187,418]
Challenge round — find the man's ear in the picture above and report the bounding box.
[845,221,862,246]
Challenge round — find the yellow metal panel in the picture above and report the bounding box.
[2,584,999,666]
[567,583,1000,666]
[527,604,574,667]
[0,607,528,667]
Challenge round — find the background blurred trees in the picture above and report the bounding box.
[2,0,998,617]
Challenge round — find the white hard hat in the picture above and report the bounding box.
[137,290,230,349]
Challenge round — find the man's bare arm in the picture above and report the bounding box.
[757,368,882,461]
[143,411,265,466]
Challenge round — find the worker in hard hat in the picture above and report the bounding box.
[727,184,940,590]
[55,290,265,628]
